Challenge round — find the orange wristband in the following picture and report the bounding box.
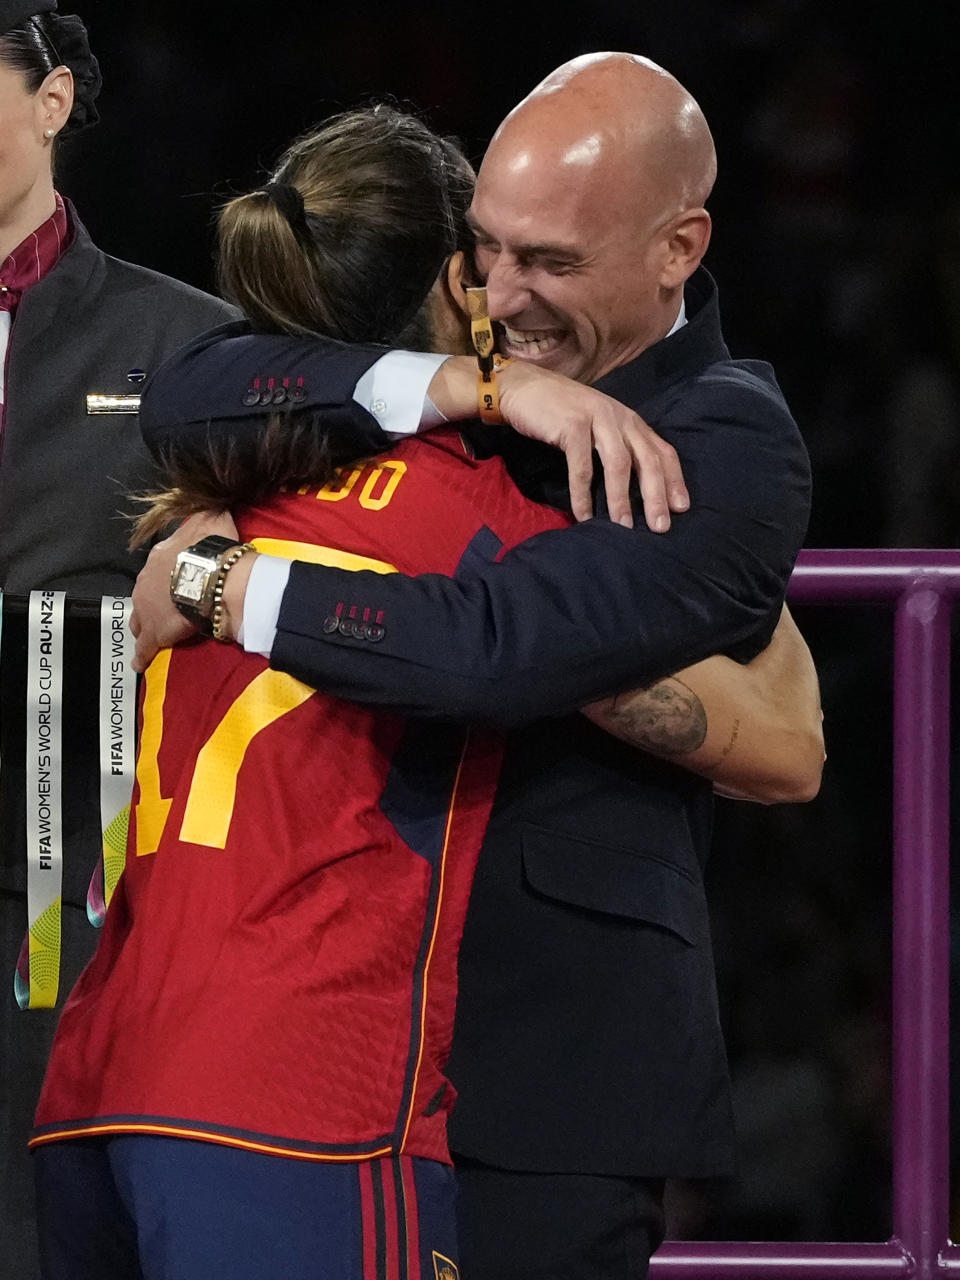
[477,354,513,424]
[465,286,512,423]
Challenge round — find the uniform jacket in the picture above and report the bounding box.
[0,209,238,905]
[0,207,238,597]
[139,268,811,1177]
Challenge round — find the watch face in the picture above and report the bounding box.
[176,558,208,603]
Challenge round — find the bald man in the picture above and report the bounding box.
[129,57,811,1280]
[473,53,716,380]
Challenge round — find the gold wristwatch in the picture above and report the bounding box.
[169,535,243,636]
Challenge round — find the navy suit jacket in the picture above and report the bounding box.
[140,268,810,1176]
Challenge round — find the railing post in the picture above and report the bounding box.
[891,584,953,1274]
[638,551,960,1280]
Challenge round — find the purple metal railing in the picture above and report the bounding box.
[651,550,958,1280]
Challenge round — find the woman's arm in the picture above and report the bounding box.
[583,605,824,804]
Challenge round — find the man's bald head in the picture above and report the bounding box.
[470,53,717,382]
[499,53,716,216]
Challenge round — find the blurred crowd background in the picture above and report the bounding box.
[52,0,958,1244]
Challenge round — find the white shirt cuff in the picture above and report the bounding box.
[240,554,291,658]
[353,351,449,436]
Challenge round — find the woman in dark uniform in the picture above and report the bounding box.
[0,5,238,1274]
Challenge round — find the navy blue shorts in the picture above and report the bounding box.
[34,1136,460,1280]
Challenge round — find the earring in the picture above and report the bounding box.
[43,128,56,139]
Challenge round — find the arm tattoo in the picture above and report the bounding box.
[608,678,708,756]
[720,718,740,759]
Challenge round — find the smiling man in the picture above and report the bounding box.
[129,54,812,1280]
[468,54,715,382]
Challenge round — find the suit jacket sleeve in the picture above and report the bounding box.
[271,366,812,727]
[138,324,395,463]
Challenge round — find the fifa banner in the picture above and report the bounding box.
[87,596,136,926]
[20,590,66,1009]
[10,593,138,1009]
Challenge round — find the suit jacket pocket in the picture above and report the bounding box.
[521,825,700,945]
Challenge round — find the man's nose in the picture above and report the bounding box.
[484,256,530,321]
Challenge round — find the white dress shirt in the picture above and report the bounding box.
[0,312,11,409]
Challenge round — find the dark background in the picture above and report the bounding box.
[55,0,960,1243]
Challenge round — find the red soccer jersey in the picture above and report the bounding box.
[33,430,570,1165]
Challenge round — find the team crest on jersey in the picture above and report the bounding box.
[432,1251,460,1280]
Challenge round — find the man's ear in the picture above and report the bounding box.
[659,209,712,289]
[446,250,470,316]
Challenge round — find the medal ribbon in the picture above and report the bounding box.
[87,597,135,925]
[17,590,66,1009]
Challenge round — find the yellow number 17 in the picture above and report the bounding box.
[134,538,397,855]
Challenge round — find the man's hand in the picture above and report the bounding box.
[506,362,689,528]
[130,510,239,672]
[428,355,688,529]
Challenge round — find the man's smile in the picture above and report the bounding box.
[502,324,566,359]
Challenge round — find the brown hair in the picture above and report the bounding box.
[217,104,474,348]
[131,106,475,546]
[131,415,355,545]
